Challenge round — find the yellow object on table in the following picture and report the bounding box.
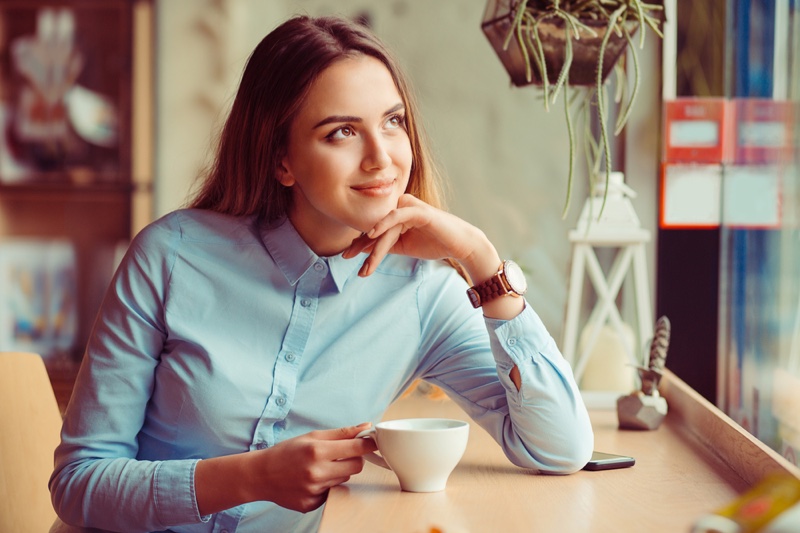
[691,474,800,533]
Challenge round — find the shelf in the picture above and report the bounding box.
[0,180,141,195]
[0,0,153,394]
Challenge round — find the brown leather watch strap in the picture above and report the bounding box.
[475,274,507,304]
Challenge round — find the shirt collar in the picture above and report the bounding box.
[258,218,363,292]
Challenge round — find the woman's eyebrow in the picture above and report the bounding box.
[312,103,405,129]
[384,103,405,116]
[313,115,361,129]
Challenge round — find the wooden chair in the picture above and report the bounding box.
[0,351,62,533]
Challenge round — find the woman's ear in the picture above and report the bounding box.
[276,159,295,187]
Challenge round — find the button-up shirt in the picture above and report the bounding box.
[50,209,593,533]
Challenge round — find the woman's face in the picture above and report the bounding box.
[280,54,413,256]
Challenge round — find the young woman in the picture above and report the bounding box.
[50,15,593,533]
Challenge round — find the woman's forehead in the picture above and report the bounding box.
[295,55,403,123]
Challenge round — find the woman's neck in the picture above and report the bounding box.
[288,213,360,258]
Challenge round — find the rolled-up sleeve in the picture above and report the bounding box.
[483,304,594,472]
[417,263,594,474]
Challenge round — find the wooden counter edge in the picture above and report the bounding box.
[660,368,800,486]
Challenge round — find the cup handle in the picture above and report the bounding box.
[355,427,390,470]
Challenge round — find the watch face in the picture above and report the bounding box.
[503,260,528,295]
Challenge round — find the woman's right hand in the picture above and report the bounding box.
[195,422,377,515]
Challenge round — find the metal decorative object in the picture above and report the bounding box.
[617,316,671,430]
[639,316,671,394]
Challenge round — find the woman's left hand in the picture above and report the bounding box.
[343,194,488,277]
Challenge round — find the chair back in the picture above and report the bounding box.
[0,352,62,533]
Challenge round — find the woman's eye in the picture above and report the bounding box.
[386,114,405,129]
[327,126,354,141]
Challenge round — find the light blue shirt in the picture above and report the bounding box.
[50,209,593,533]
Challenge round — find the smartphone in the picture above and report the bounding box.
[582,451,635,471]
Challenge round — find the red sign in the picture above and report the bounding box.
[731,99,796,164]
[663,98,730,164]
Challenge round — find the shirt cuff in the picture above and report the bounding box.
[154,459,210,526]
[484,300,554,366]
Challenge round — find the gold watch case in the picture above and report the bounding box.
[466,260,527,308]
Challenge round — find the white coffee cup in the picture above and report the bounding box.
[356,418,469,492]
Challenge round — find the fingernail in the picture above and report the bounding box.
[367,228,376,238]
[359,260,370,277]
[356,422,371,428]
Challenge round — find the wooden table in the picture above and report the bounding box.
[320,371,800,533]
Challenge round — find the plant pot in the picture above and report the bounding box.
[481,0,638,87]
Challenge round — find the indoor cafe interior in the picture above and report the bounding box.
[1,1,799,532]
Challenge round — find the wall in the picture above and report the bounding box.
[155,0,662,345]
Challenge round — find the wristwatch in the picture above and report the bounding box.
[466,260,527,308]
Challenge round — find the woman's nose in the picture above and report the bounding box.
[361,135,392,171]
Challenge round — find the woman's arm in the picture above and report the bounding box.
[345,195,593,472]
[50,220,194,531]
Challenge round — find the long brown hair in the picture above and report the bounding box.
[190,15,446,223]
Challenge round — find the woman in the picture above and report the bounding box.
[50,14,593,533]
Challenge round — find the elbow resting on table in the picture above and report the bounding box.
[548,432,595,474]
[536,448,593,475]
[506,427,594,474]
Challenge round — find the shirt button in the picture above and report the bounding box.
[285,352,296,362]
[256,442,267,450]
[276,397,286,406]
[508,338,517,347]
[314,262,324,271]
[301,298,311,307]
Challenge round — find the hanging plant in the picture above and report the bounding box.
[482,0,664,217]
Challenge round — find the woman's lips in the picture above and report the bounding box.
[351,179,396,197]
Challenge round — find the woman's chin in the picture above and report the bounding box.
[354,213,391,234]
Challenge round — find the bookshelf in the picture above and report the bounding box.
[0,0,153,411]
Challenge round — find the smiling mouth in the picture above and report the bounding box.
[351,179,396,196]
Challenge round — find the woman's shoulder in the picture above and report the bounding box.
[135,208,259,246]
